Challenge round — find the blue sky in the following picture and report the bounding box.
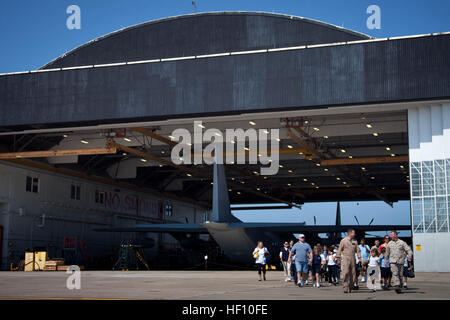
[0,1,448,229]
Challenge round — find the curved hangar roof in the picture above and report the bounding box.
[1,11,449,130]
[42,12,370,69]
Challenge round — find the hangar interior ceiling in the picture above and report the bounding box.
[0,109,410,207]
[0,12,424,208]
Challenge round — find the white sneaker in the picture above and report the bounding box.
[297,280,301,285]
[316,282,320,288]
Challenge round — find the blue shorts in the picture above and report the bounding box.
[403,267,409,277]
[381,267,391,278]
[295,261,309,274]
[311,264,321,276]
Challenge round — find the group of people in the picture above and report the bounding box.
[253,229,413,294]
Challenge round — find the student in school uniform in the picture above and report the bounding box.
[327,249,338,285]
[311,246,324,288]
[279,241,292,282]
[380,247,391,290]
[402,251,412,289]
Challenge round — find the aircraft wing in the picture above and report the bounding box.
[225,223,411,233]
[95,223,209,233]
[95,222,410,234]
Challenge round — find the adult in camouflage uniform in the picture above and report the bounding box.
[385,230,413,294]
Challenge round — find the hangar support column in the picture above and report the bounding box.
[408,103,450,272]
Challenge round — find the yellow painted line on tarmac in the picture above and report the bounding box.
[0,297,135,300]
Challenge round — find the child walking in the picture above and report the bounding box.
[311,246,323,288]
[326,249,338,285]
[367,248,381,292]
[380,247,391,290]
[403,255,411,289]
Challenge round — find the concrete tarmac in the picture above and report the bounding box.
[0,271,448,300]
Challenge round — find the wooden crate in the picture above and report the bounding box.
[57,265,69,271]
[24,252,34,272]
[43,265,57,271]
[57,265,85,271]
[34,251,47,271]
[45,259,65,266]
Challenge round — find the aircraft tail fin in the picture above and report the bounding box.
[210,163,240,223]
[336,201,341,226]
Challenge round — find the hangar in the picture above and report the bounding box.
[0,12,449,271]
